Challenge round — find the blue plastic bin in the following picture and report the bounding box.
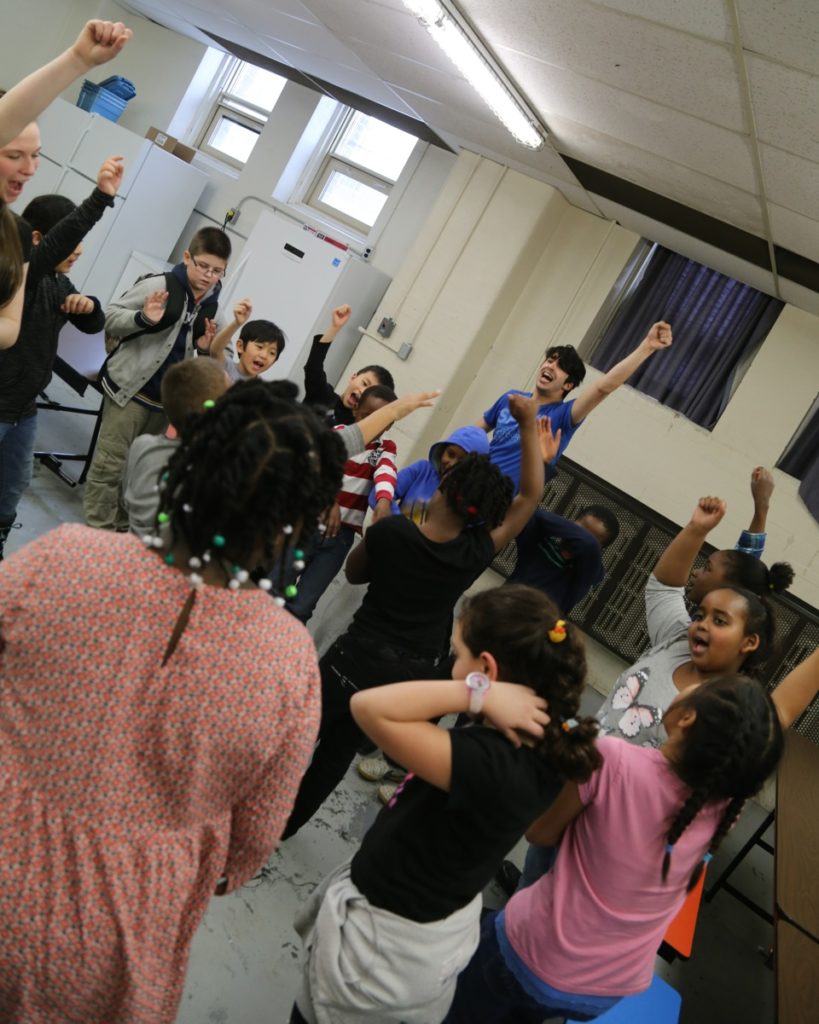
[98,75,137,100]
[77,80,129,123]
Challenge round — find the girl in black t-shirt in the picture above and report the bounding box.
[290,585,601,1024]
[281,394,549,841]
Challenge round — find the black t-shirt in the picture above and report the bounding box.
[350,726,562,922]
[350,515,496,657]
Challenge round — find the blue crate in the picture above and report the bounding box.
[77,80,128,123]
[98,75,136,100]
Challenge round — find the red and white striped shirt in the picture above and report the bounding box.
[333,432,398,534]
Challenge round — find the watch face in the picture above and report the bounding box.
[466,671,490,694]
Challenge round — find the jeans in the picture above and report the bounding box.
[281,632,447,838]
[285,525,355,623]
[444,911,616,1023]
[519,842,559,890]
[0,413,38,524]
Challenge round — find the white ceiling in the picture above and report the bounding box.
[122,0,819,307]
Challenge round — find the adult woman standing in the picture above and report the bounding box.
[0,381,344,1022]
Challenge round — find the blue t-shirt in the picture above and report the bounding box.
[483,390,578,489]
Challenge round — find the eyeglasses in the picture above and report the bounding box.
[190,256,227,279]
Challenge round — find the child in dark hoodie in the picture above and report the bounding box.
[370,425,490,524]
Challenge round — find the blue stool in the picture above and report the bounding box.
[566,976,681,1023]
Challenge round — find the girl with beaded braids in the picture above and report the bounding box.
[445,674,784,1023]
[0,380,349,1021]
[289,585,598,1024]
[281,392,548,841]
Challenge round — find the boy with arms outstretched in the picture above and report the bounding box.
[83,226,231,530]
[303,304,394,426]
[479,321,673,488]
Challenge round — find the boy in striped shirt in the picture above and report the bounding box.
[286,384,398,623]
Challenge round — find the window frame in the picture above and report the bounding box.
[294,106,423,241]
[194,58,286,169]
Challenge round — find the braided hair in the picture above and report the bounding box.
[720,549,794,596]
[662,674,783,891]
[156,379,345,575]
[438,453,514,530]
[459,585,601,781]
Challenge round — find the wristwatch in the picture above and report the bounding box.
[465,671,491,717]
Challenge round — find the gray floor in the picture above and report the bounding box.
[12,378,776,1023]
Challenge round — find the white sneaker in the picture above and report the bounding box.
[377,782,399,805]
[357,756,405,783]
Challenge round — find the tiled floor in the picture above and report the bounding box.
[13,377,777,1023]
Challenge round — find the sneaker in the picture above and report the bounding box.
[357,756,406,784]
[495,860,522,898]
[377,782,398,805]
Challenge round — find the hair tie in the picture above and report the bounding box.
[548,619,567,643]
[664,843,675,854]
[203,399,215,409]
[702,852,713,864]
[466,504,479,516]
[561,717,579,733]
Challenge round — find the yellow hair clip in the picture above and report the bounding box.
[548,619,567,643]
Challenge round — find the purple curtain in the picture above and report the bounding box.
[779,403,819,524]
[590,246,783,429]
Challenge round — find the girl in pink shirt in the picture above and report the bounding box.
[444,674,784,1022]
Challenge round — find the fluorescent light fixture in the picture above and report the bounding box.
[402,0,545,150]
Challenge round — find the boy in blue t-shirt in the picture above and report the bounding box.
[479,321,672,489]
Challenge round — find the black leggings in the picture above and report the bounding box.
[281,633,445,839]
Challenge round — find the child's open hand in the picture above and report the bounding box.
[482,682,550,748]
[537,416,563,464]
[201,318,217,350]
[691,495,726,533]
[750,466,774,508]
[643,321,673,352]
[97,156,124,197]
[389,390,440,422]
[143,290,168,324]
[61,294,94,315]
[233,298,252,325]
[72,20,132,68]
[332,304,352,330]
[508,392,538,425]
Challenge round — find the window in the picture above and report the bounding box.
[305,111,419,234]
[778,395,819,523]
[584,243,784,430]
[198,61,287,168]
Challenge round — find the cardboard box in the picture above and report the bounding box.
[145,127,196,164]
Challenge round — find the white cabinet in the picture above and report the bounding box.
[11,97,207,308]
[222,208,391,391]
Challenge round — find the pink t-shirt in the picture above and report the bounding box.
[504,736,724,996]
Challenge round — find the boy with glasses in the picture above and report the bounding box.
[84,227,231,529]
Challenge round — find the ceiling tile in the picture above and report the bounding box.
[464,0,744,130]
[586,0,732,42]
[548,115,765,235]
[768,204,819,262]
[738,0,819,76]
[761,144,819,220]
[746,55,819,163]
[496,51,758,191]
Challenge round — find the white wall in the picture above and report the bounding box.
[2,0,206,137]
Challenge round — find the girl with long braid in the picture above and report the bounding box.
[0,381,347,1022]
[281,393,547,838]
[291,585,600,1024]
[445,673,785,1023]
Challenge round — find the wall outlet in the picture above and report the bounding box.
[398,341,413,360]
[377,317,396,338]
